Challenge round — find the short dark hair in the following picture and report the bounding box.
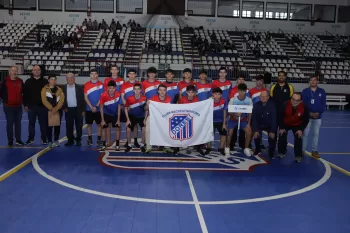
[110,64,119,69]
[147,66,157,74]
[278,71,287,76]
[128,68,136,74]
[238,83,247,91]
[157,84,167,91]
[292,92,302,100]
[309,76,318,81]
[48,75,57,80]
[107,80,116,87]
[219,67,227,72]
[212,87,222,94]
[133,83,141,89]
[90,68,98,73]
[186,85,196,92]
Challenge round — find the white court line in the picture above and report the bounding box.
[186,170,208,233]
[0,120,66,123]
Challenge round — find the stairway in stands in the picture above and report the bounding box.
[7,24,49,59]
[180,28,200,66]
[124,28,145,63]
[318,35,347,59]
[273,33,314,78]
[62,30,99,74]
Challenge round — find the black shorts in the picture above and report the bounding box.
[120,109,127,123]
[85,111,102,125]
[103,114,118,128]
[128,116,145,129]
[213,122,227,136]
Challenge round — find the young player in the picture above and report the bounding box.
[178,68,195,97]
[162,69,179,103]
[103,65,124,146]
[103,65,124,92]
[178,85,199,103]
[249,75,267,104]
[208,87,228,155]
[211,67,232,101]
[142,67,161,99]
[124,83,147,152]
[120,68,141,147]
[227,83,253,157]
[84,69,104,147]
[144,84,172,153]
[196,70,212,101]
[99,80,121,150]
[229,75,250,99]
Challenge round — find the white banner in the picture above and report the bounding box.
[149,99,214,147]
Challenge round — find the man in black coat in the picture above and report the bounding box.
[62,73,85,146]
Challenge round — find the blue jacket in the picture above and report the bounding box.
[301,87,326,119]
[252,100,277,132]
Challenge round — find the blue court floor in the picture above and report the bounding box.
[0,106,350,233]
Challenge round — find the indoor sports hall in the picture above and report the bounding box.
[1,0,350,232]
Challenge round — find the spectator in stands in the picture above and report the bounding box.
[255,33,261,42]
[278,93,309,162]
[160,38,166,52]
[252,91,276,158]
[110,19,117,32]
[266,31,271,44]
[101,19,108,30]
[41,75,65,148]
[23,65,49,145]
[87,19,93,30]
[127,19,132,27]
[242,40,247,57]
[82,19,88,27]
[116,21,122,30]
[113,32,122,51]
[62,73,85,147]
[91,20,98,30]
[301,76,326,159]
[101,29,108,39]
[0,66,25,147]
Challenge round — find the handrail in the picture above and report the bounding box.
[278,28,284,34]
[325,31,334,37]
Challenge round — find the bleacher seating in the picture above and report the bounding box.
[145,28,182,52]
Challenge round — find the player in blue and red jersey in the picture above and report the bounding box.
[195,70,212,101]
[84,68,104,147]
[249,75,267,104]
[162,69,179,103]
[206,87,228,155]
[178,85,199,104]
[99,80,121,150]
[120,68,140,147]
[103,65,124,92]
[211,67,232,101]
[229,75,250,99]
[178,68,195,97]
[142,67,161,99]
[124,83,147,152]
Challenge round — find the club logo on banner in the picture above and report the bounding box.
[150,99,214,147]
[169,114,193,141]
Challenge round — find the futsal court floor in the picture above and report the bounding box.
[0,105,350,233]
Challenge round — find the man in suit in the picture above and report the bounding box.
[62,73,85,146]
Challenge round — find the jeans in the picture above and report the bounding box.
[302,119,322,152]
[3,105,22,142]
[27,105,48,141]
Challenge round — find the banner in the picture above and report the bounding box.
[149,99,214,147]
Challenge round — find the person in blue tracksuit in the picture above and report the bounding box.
[301,76,326,159]
[251,90,277,159]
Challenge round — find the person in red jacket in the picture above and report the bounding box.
[278,93,309,162]
[0,66,25,146]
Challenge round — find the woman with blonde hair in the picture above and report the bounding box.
[41,75,65,147]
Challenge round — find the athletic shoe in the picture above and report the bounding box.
[204,148,211,155]
[311,151,320,159]
[224,147,230,156]
[218,148,225,156]
[42,140,48,145]
[269,152,275,159]
[25,139,34,145]
[295,156,302,163]
[8,141,13,147]
[244,148,252,157]
[145,148,152,154]
[75,140,82,146]
[172,148,179,155]
[278,153,285,159]
[253,150,260,156]
[86,139,93,147]
[163,147,174,154]
[65,141,74,146]
[125,144,132,153]
[48,142,54,148]
[54,140,60,147]
[134,141,141,148]
[260,144,267,151]
[15,141,25,146]
[97,140,102,148]
[196,147,205,156]
[115,145,120,151]
[140,146,146,153]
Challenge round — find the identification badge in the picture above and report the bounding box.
[311,99,315,104]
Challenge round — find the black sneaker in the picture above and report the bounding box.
[125,145,132,153]
[134,141,141,148]
[8,141,13,147]
[65,141,74,147]
[97,140,102,148]
[42,140,48,145]
[86,139,93,147]
[196,147,205,156]
[172,148,179,155]
[218,148,225,155]
[115,145,120,151]
[295,157,302,163]
[140,146,146,153]
[76,140,82,146]
[204,148,211,155]
[260,144,267,151]
[253,150,260,156]
[25,139,34,145]
[15,141,25,146]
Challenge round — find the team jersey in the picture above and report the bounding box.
[228,96,252,122]
[84,80,104,111]
[100,91,121,116]
[249,87,267,104]
[196,82,212,101]
[125,94,147,118]
[178,80,195,97]
[120,80,140,103]
[142,80,161,99]
[229,85,250,99]
[213,98,227,123]
[162,81,178,103]
[103,77,124,92]
[178,96,199,104]
[211,79,232,101]
[149,95,172,103]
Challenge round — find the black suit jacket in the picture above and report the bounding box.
[62,84,85,114]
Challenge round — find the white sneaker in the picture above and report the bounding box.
[224,147,230,156]
[244,148,252,157]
